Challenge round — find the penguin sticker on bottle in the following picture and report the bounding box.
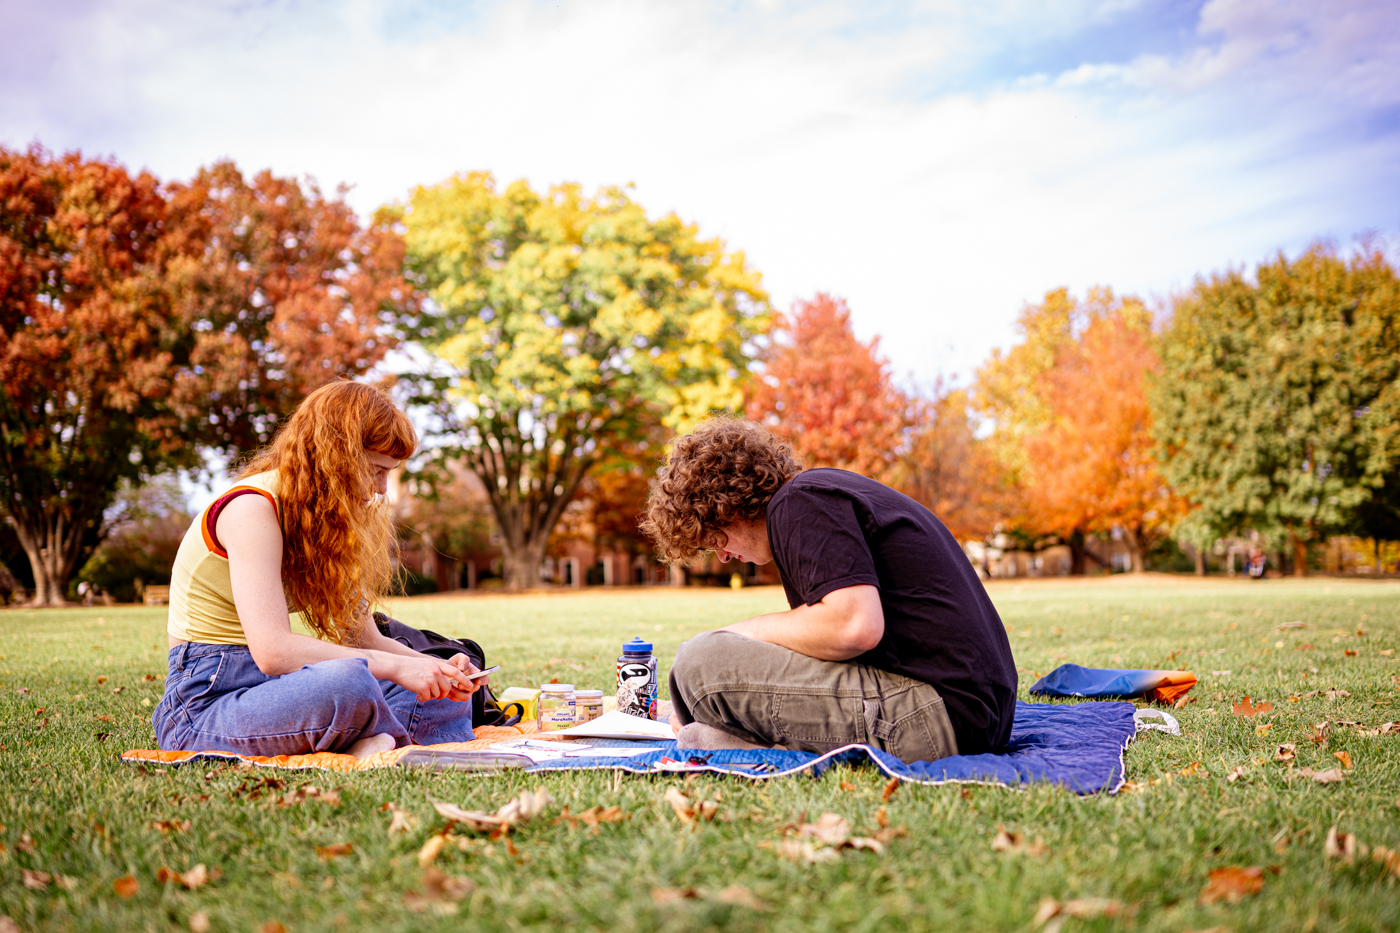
[616,637,658,720]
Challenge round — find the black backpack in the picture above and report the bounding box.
[372,612,521,728]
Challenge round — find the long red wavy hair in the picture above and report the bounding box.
[238,380,416,643]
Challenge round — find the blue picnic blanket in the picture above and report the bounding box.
[521,700,1139,795]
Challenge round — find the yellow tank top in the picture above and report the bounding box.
[167,471,282,645]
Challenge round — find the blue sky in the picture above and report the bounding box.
[2,0,1397,390]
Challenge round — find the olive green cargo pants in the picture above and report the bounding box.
[667,630,958,763]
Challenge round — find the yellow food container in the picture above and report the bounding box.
[497,687,541,723]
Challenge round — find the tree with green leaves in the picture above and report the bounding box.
[402,172,769,588]
[1151,243,1400,574]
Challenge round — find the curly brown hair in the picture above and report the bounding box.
[641,416,804,563]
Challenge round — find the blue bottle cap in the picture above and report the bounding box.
[622,637,653,654]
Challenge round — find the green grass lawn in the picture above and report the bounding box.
[2,576,1399,932]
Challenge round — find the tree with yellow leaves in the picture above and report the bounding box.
[402,173,768,588]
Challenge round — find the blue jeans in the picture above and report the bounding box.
[153,642,475,756]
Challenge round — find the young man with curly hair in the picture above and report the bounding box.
[642,417,1016,762]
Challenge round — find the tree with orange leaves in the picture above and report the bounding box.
[0,146,408,605]
[0,146,178,605]
[163,161,412,454]
[1019,295,1184,572]
[895,383,1009,542]
[745,294,907,481]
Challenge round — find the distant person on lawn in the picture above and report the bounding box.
[155,381,484,760]
[643,417,1017,761]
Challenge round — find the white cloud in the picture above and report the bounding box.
[1,0,1396,387]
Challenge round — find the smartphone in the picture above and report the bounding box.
[465,665,500,682]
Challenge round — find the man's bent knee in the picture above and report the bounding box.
[671,630,752,697]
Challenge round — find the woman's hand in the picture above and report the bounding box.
[443,653,485,702]
[385,654,471,702]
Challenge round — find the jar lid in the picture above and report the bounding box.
[540,683,575,693]
[575,689,604,698]
[622,637,653,653]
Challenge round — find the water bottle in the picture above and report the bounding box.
[616,637,658,720]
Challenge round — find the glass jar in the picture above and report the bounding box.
[575,689,604,723]
[537,683,577,731]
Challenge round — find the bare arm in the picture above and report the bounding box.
[718,584,885,661]
[220,495,477,700]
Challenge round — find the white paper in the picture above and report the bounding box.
[550,710,675,741]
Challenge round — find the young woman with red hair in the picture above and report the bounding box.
[154,381,483,759]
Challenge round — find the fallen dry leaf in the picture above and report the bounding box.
[423,866,474,902]
[1371,846,1400,878]
[992,826,1049,856]
[418,834,446,868]
[1344,649,1358,657]
[316,843,353,860]
[157,864,210,891]
[15,833,35,854]
[1324,688,1352,700]
[846,836,886,853]
[1232,696,1273,717]
[1297,767,1346,784]
[386,803,417,834]
[258,923,286,933]
[553,804,629,829]
[22,869,51,890]
[881,777,901,802]
[839,780,855,793]
[1033,896,1123,930]
[715,884,767,910]
[113,875,139,898]
[1226,766,1248,783]
[799,812,851,847]
[651,886,701,905]
[280,785,341,807]
[432,788,552,832]
[664,786,697,824]
[189,910,211,933]
[150,820,192,834]
[769,839,840,864]
[1325,826,1357,862]
[875,806,889,828]
[1198,866,1266,905]
[578,805,627,827]
[1333,751,1354,770]
[1310,720,1333,744]
[1174,694,1197,709]
[662,787,716,825]
[1273,743,1297,763]
[142,674,156,682]
[1381,722,1400,735]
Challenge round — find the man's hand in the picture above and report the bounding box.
[719,584,884,661]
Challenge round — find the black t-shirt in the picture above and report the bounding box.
[766,469,1017,753]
